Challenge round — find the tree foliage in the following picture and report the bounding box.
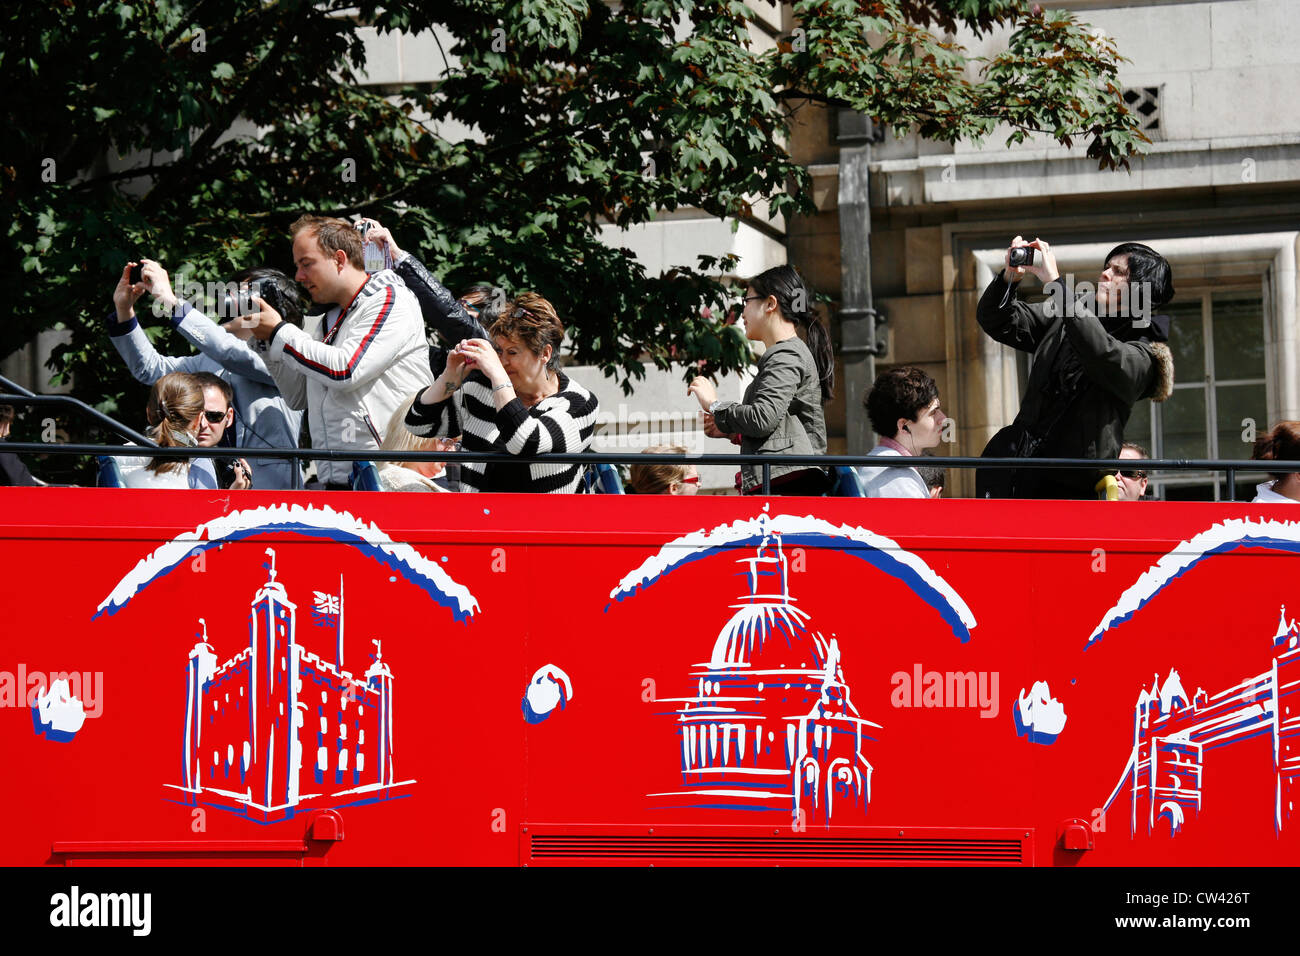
[2,0,1146,425]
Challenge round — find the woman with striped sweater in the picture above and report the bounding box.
[405,294,598,493]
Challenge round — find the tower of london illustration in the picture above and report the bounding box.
[171,548,411,822]
[1103,605,1300,836]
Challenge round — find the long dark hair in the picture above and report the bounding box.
[748,265,834,402]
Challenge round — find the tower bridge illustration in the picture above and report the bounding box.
[650,536,879,823]
[168,548,412,823]
[1102,606,1300,836]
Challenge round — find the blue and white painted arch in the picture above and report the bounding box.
[1086,517,1300,647]
[608,513,977,642]
[94,504,478,622]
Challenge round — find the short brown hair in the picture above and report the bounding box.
[630,445,691,495]
[1253,421,1300,481]
[488,293,565,372]
[192,371,232,408]
[290,215,364,270]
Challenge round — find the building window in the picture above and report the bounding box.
[1125,289,1269,500]
[1121,86,1162,140]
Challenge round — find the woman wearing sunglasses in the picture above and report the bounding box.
[405,294,599,493]
[688,265,833,495]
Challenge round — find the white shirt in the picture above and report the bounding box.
[1253,480,1297,503]
[118,451,217,489]
[858,445,929,498]
[378,463,452,493]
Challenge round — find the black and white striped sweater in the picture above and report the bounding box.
[404,370,599,493]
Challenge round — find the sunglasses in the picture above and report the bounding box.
[1118,469,1147,480]
[203,409,228,424]
[678,475,699,484]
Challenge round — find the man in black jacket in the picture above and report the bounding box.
[976,236,1175,500]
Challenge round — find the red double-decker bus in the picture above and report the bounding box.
[3,484,1295,869]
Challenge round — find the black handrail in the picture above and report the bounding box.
[1,442,1288,496]
[0,376,157,447]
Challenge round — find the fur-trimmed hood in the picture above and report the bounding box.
[1147,340,1174,402]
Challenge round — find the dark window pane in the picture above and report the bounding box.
[1161,386,1207,459]
[1165,299,1204,381]
[1124,398,1153,453]
[1215,383,1268,460]
[1212,292,1265,382]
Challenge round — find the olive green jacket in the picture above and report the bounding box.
[712,337,827,492]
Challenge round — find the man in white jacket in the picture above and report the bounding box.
[248,215,432,488]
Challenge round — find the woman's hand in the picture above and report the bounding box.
[455,338,508,386]
[1026,237,1060,284]
[688,376,716,412]
[1003,236,1060,285]
[358,218,403,262]
[1002,236,1033,283]
[444,344,469,379]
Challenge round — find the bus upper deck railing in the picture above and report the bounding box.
[3,373,1291,497]
[1,440,1290,498]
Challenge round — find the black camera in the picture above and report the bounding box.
[128,263,143,285]
[223,276,287,320]
[213,456,253,490]
[1008,247,1036,267]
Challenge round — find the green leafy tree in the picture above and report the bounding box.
[2,0,1145,439]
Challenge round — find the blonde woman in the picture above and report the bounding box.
[629,445,699,495]
[380,398,456,492]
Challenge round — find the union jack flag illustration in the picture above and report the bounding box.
[311,591,340,628]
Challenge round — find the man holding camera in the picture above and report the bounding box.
[976,236,1174,500]
[110,260,305,490]
[245,215,431,489]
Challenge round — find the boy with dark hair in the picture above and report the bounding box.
[859,367,948,498]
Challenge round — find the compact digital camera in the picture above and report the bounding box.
[1008,247,1036,267]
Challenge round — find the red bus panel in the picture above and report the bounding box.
[1,488,1296,866]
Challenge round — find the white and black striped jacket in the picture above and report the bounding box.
[405,370,599,493]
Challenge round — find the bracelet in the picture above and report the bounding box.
[492,382,512,392]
